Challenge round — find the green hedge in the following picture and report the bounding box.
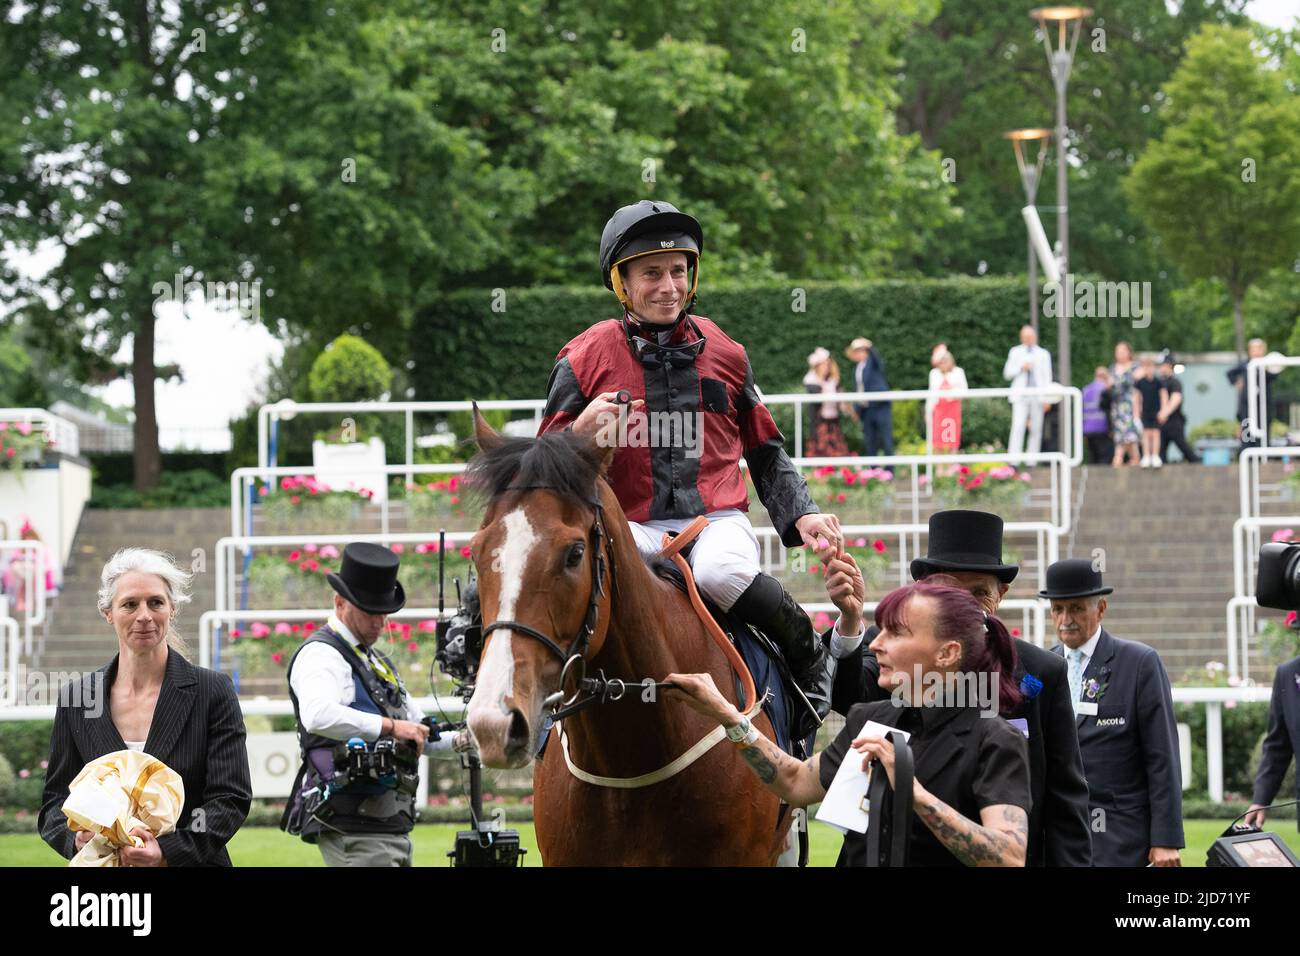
[411,277,1148,405]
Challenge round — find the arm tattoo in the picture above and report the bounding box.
[739,744,778,784]
[914,797,1028,867]
[735,735,824,806]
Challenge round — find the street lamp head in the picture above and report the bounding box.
[1029,6,1092,22]
[1003,128,1053,142]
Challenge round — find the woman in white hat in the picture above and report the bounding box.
[803,347,849,458]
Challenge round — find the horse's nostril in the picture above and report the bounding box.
[506,709,531,751]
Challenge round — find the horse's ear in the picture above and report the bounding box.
[472,403,503,451]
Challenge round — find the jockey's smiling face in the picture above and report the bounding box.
[622,251,689,325]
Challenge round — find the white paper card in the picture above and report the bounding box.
[814,721,912,835]
[1077,702,1099,716]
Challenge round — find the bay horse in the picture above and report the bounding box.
[463,412,790,865]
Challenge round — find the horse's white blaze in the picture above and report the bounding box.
[475,507,539,714]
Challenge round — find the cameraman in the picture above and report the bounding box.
[282,543,467,866]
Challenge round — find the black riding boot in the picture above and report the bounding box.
[731,573,832,724]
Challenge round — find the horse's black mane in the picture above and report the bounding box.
[465,428,686,589]
[465,429,602,508]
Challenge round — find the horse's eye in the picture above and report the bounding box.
[566,542,585,568]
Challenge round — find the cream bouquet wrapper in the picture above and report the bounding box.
[61,749,185,867]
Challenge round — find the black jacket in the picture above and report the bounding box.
[1052,629,1184,866]
[39,649,252,866]
[827,627,1093,866]
[1252,655,1300,825]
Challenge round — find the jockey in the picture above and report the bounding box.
[537,199,849,709]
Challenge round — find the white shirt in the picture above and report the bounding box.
[288,615,456,756]
[1003,343,1054,401]
[828,620,868,659]
[123,740,146,753]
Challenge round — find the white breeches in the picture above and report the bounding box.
[628,509,761,611]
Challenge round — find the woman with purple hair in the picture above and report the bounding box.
[668,577,1031,866]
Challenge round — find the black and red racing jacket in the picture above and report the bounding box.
[537,314,816,547]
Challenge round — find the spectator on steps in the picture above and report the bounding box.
[1156,353,1200,464]
[1082,367,1114,465]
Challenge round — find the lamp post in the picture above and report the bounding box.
[1003,128,1053,334]
[1029,5,1090,388]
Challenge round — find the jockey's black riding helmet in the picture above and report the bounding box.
[599,200,703,310]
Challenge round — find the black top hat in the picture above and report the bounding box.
[326,543,407,615]
[1038,558,1113,600]
[910,510,1020,584]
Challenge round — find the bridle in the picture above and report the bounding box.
[479,494,655,721]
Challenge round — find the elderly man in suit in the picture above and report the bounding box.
[846,337,894,460]
[1245,645,1300,830]
[1043,559,1184,866]
[825,510,1092,866]
[1003,325,1054,465]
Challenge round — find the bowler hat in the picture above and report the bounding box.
[326,542,407,615]
[1038,558,1113,599]
[910,510,1020,584]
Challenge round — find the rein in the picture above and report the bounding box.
[479,494,766,790]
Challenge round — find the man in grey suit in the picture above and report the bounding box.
[1245,650,1300,830]
[1043,559,1184,866]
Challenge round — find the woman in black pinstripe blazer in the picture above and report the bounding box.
[38,549,251,866]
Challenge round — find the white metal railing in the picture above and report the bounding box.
[0,678,1264,806]
[1228,443,1300,680]
[0,605,17,707]
[0,695,465,722]
[0,540,52,656]
[258,387,1081,472]
[1244,354,1300,447]
[1172,685,1276,804]
[251,388,1081,529]
[213,522,1061,607]
[0,407,80,458]
[198,607,454,671]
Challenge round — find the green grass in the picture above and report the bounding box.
[3,818,1296,866]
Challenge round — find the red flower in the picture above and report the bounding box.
[287,550,302,562]
[958,465,970,476]
[230,628,242,638]
[407,641,419,652]
[303,621,317,632]
[299,559,319,572]
[1010,628,1022,638]
[459,546,472,559]
[1287,611,1298,627]
[450,495,460,505]
[872,539,886,554]
[290,624,301,633]
[290,495,300,505]
[836,493,847,503]
[4,447,14,459]
[271,652,284,664]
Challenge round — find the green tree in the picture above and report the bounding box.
[1126,24,1300,359]
[308,335,393,403]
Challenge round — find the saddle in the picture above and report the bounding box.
[659,517,817,759]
